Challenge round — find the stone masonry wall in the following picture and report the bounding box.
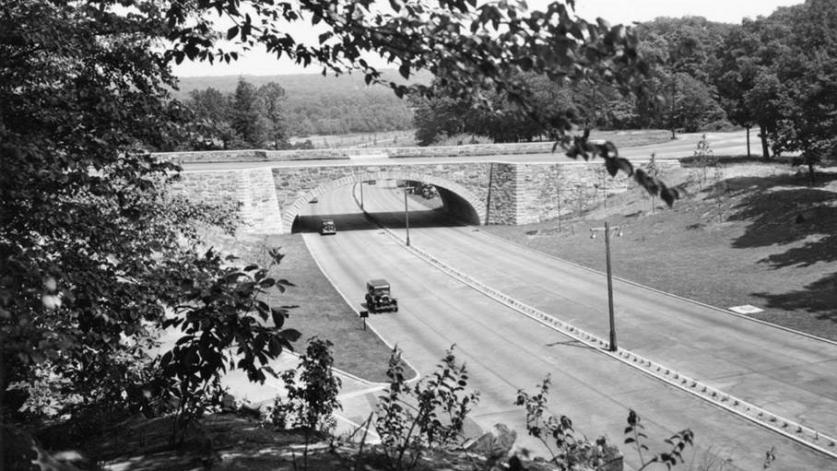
[173,159,680,233]
[155,142,554,164]
[171,168,282,234]
[485,163,517,225]
[513,159,681,224]
[272,162,492,231]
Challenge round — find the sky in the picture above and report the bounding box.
[173,0,803,77]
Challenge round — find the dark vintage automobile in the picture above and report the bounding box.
[320,219,336,235]
[365,279,398,313]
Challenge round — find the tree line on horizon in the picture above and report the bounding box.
[183,75,415,150]
[181,2,835,171]
[415,4,835,169]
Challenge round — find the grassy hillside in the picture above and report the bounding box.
[173,69,431,99]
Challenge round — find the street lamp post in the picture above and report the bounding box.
[359,180,364,210]
[590,222,622,352]
[404,188,411,246]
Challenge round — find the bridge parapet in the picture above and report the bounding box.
[173,159,679,234]
[155,142,555,164]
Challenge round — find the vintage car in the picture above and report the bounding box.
[365,279,398,313]
[320,219,336,235]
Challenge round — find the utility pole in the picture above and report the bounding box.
[360,180,364,210]
[404,188,410,246]
[590,222,622,352]
[604,221,617,352]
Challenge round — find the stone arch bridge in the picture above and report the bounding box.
[174,159,672,234]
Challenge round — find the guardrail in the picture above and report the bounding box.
[361,208,837,459]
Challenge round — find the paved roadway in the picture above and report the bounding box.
[180,130,762,172]
[299,184,836,470]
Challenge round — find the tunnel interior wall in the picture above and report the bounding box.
[437,187,481,225]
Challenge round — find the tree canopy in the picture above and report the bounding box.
[413,0,836,172]
[0,0,657,426]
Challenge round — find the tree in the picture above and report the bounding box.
[713,12,795,159]
[1,0,661,428]
[188,87,235,149]
[716,0,837,167]
[257,82,289,148]
[168,1,649,140]
[1,0,186,415]
[413,74,587,145]
[412,94,470,145]
[0,1,297,423]
[671,72,726,132]
[770,0,837,178]
[231,78,268,148]
[744,72,789,159]
[634,17,733,138]
[713,23,761,156]
[268,337,342,468]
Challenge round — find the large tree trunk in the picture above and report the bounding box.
[759,124,770,159]
[670,79,677,140]
[746,126,751,158]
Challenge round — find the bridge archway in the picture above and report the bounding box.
[282,170,485,232]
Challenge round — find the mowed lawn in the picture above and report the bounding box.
[484,161,837,341]
[200,231,399,382]
[590,129,671,148]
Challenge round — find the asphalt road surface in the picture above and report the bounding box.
[181,130,769,172]
[299,183,836,470]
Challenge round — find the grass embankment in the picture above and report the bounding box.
[484,160,837,341]
[201,232,398,382]
[427,128,671,149]
[590,129,672,148]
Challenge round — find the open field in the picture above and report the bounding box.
[290,130,417,148]
[589,128,673,148]
[483,160,837,341]
[199,230,398,382]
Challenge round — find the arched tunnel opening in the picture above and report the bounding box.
[434,185,481,225]
[290,178,481,233]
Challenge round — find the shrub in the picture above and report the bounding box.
[375,346,479,470]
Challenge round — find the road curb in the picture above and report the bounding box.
[301,231,422,386]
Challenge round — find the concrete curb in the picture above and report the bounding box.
[303,191,422,385]
[369,223,837,459]
[280,349,377,389]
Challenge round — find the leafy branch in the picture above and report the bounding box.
[626,409,694,471]
[375,345,479,470]
[556,128,681,207]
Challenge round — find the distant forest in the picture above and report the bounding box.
[175,71,422,139]
[175,1,835,164]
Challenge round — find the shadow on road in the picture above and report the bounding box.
[546,339,599,351]
[292,209,465,233]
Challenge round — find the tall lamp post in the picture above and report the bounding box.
[359,180,364,210]
[590,222,623,352]
[404,187,411,246]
